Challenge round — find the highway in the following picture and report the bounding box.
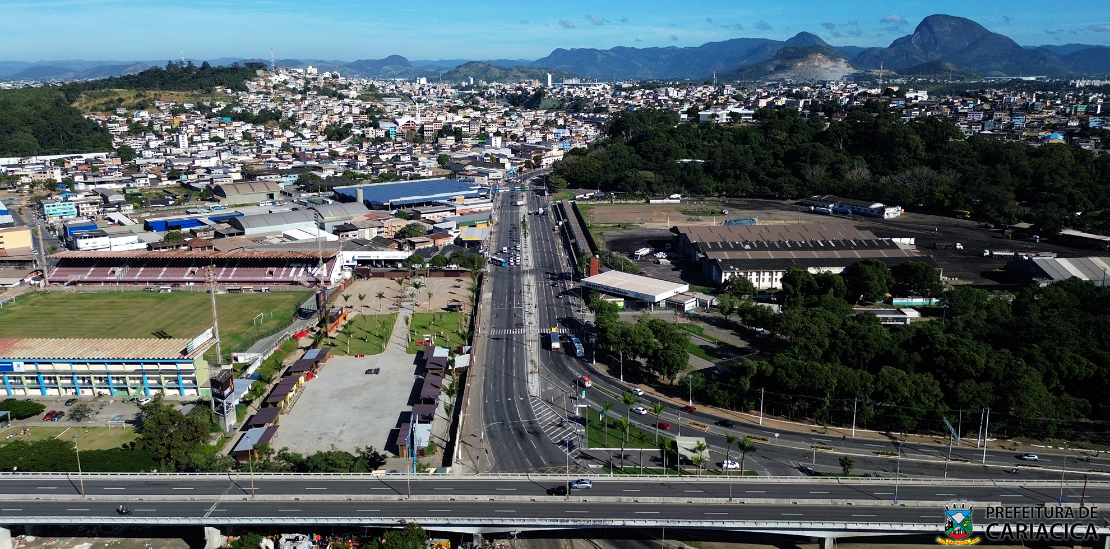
[0,475,1106,505]
[477,184,571,473]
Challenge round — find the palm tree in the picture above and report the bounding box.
[376,291,385,312]
[737,436,756,477]
[634,431,649,474]
[650,402,666,444]
[357,293,366,311]
[601,401,615,445]
[427,291,433,310]
[342,293,351,307]
[621,392,638,440]
[693,441,709,476]
[341,323,354,354]
[660,438,674,477]
[394,277,406,301]
[724,434,740,476]
[411,280,425,310]
[615,417,629,472]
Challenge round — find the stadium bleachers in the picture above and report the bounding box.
[48,252,335,286]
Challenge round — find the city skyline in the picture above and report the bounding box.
[2,0,1109,62]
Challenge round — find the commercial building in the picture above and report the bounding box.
[0,200,13,227]
[228,210,316,236]
[143,211,244,232]
[0,330,216,397]
[41,201,78,221]
[308,202,370,231]
[581,270,689,307]
[0,226,32,253]
[213,181,283,205]
[675,223,922,287]
[1007,256,1110,287]
[334,179,487,209]
[801,195,903,219]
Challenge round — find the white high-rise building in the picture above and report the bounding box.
[177,131,189,149]
[546,73,552,87]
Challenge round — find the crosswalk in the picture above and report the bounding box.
[529,395,582,451]
[489,327,582,336]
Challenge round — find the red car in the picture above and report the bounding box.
[682,405,697,413]
[43,410,58,421]
[656,421,671,430]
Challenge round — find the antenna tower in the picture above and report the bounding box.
[879,61,884,90]
[180,49,184,64]
[270,47,275,71]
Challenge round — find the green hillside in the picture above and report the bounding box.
[0,87,113,157]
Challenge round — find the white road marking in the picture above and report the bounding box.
[864,444,882,448]
[495,510,516,513]
[781,513,804,516]
[428,509,452,512]
[1,509,22,511]
[635,512,660,514]
[67,509,90,511]
[278,509,301,512]
[936,493,956,496]
[623,489,641,492]
[704,512,728,515]
[433,488,454,490]
[305,487,327,490]
[370,487,391,490]
[172,487,194,490]
[495,488,517,491]
[746,490,766,493]
[37,487,57,490]
[685,490,702,493]
[873,492,893,495]
[1000,494,1023,497]
[103,487,125,490]
[357,510,381,512]
[852,514,877,517]
[565,510,589,513]
[809,491,829,494]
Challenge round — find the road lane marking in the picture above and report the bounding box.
[67,509,90,511]
[370,488,391,490]
[873,492,893,495]
[685,490,703,493]
[357,510,381,512]
[936,493,956,496]
[623,489,641,492]
[746,490,766,493]
[37,487,57,489]
[704,512,728,515]
[305,487,327,490]
[134,509,156,512]
[433,488,454,490]
[495,488,517,491]
[864,444,882,447]
[429,509,452,512]
[852,514,876,517]
[1000,494,1023,497]
[2,509,22,511]
[103,488,125,490]
[278,510,301,512]
[635,512,659,514]
[809,491,829,494]
[781,513,804,516]
[495,510,516,513]
[172,487,194,490]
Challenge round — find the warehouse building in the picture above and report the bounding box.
[228,210,316,236]
[675,223,922,287]
[801,195,903,218]
[334,179,487,209]
[213,181,283,205]
[1007,256,1110,287]
[308,202,370,231]
[581,270,689,308]
[0,329,215,397]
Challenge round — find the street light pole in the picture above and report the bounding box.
[1059,442,1068,505]
[894,441,902,504]
[72,435,84,498]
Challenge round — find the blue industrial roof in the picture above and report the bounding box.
[334,179,486,207]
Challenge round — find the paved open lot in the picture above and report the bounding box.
[272,302,420,456]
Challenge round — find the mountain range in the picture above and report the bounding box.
[3,15,1109,83]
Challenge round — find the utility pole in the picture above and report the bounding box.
[851,397,857,437]
[1059,442,1068,505]
[759,387,765,426]
[36,222,50,286]
[981,408,990,464]
[205,265,222,365]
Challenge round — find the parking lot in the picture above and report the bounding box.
[271,313,421,456]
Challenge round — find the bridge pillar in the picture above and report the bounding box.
[471,533,483,548]
[0,526,12,549]
[203,527,226,549]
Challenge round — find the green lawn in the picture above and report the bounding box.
[687,341,724,362]
[0,291,310,361]
[584,406,658,449]
[0,425,137,451]
[324,313,397,356]
[405,312,467,354]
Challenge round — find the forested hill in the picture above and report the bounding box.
[552,108,1110,235]
[0,87,112,157]
[0,62,264,157]
[59,61,265,102]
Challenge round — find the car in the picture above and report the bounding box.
[579,376,592,388]
[721,460,741,470]
[43,410,58,421]
[64,398,77,406]
[364,368,380,374]
[546,485,569,496]
[51,411,65,421]
[682,404,697,413]
[656,421,671,430]
[629,388,644,396]
[137,397,152,405]
[1018,453,1039,461]
[569,479,592,489]
[630,406,648,415]
[714,419,736,428]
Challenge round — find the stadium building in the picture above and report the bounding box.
[47,250,339,286]
[0,330,216,397]
[334,179,488,209]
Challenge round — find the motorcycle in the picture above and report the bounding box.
[117,505,132,515]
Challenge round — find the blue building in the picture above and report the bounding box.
[334,179,488,209]
[42,201,78,221]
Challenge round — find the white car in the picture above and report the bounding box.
[629,388,644,396]
[1018,453,1039,461]
[721,460,741,470]
[630,406,648,415]
[137,397,152,405]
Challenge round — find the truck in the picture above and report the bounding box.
[549,333,561,351]
[933,242,964,250]
[668,193,682,200]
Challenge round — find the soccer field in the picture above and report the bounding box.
[0,290,311,358]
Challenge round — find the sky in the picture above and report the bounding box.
[2,0,1109,62]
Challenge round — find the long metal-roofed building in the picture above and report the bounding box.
[333,179,487,209]
[47,249,337,286]
[0,330,216,397]
[1007,256,1110,287]
[228,210,316,236]
[581,270,689,307]
[675,223,923,288]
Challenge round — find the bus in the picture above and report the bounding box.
[490,256,508,267]
[568,335,585,358]
[210,204,228,211]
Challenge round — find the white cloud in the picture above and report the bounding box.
[880,14,907,25]
[559,19,575,28]
[755,20,771,30]
[669,35,679,41]
[821,22,836,30]
[587,14,608,26]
